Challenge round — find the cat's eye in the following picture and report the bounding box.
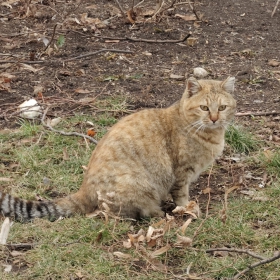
[200,105,209,111]
[218,105,227,111]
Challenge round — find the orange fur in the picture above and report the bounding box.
[0,77,236,221]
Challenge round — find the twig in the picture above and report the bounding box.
[235,111,280,117]
[44,23,58,51]
[206,247,266,260]
[272,0,280,17]
[0,60,44,64]
[41,106,98,144]
[93,34,191,44]
[232,251,280,279]
[64,49,134,62]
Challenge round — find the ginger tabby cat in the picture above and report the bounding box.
[0,77,236,221]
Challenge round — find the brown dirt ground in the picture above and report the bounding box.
[0,0,280,202]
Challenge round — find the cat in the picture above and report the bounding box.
[0,77,236,221]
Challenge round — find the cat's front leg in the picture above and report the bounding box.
[171,183,190,207]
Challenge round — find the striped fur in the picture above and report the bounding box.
[0,77,236,221]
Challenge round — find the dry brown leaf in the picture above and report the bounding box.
[113,251,132,259]
[172,206,187,215]
[174,234,192,248]
[10,250,25,257]
[123,239,132,249]
[180,218,192,234]
[87,129,96,137]
[175,14,197,21]
[187,37,198,46]
[75,88,90,94]
[268,59,280,67]
[170,74,185,80]
[202,187,212,194]
[186,201,200,217]
[146,226,155,242]
[0,177,13,182]
[150,244,170,258]
[49,117,62,127]
[20,63,43,73]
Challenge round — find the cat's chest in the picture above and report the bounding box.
[176,134,224,167]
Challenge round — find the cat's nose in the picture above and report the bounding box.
[210,113,218,123]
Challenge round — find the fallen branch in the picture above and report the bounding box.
[232,251,280,279]
[41,106,98,144]
[272,0,280,17]
[93,33,191,44]
[206,247,265,260]
[235,111,280,117]
[64,48,134,62]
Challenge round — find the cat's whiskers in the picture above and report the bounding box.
[185,120,202,135]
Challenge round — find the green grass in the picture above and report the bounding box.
[1,103,280,279]
[225,124,260,154]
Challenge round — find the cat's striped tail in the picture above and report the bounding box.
[0,191,74,222]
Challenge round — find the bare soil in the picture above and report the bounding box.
[0,0,280,201]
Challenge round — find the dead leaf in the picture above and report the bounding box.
[150,245,170,258]
[10,250,25,257]
[0,177,13,182]
[170,74,185,80]
[33,85,44,95]
[172,205,187,215]
[87,129,96,137]
[75,88,90,94]
[180,218,192,234]
[113,251,132,259]
[202,187,212,194]
[175,14,197,21]
[20,63,43,73]
[2,264,12,273]
[174,234,192,247]
[187,37,198,46]
[146,226,155,242]
[123,239,132,249]
[268,59,280,67]
[49,117,62,127]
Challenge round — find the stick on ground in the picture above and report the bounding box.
[41,107,98,144]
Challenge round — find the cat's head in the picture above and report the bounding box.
[180,77,237,131]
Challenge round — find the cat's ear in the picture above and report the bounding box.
[221,77,235,94]
[183,77,202,98]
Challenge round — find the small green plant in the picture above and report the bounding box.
[57,35,65,47]
[225,124,260,154]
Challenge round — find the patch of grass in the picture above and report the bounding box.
[225,124,260,154]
